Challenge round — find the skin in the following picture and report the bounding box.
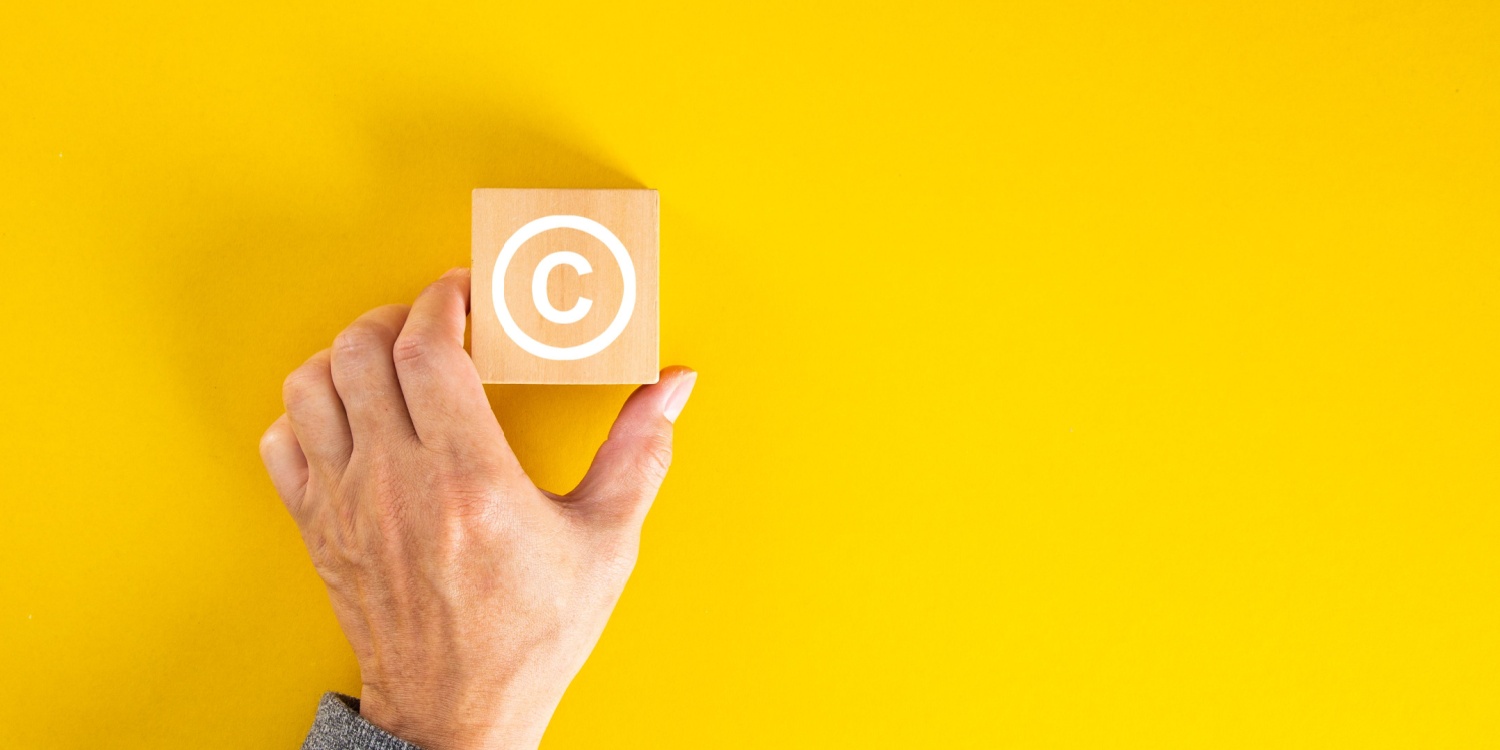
[258,268,696,749]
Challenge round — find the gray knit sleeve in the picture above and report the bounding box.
[301,693,422,750]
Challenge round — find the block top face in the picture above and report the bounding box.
[472,189,659,384]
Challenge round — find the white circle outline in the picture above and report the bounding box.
[492,215,635,361]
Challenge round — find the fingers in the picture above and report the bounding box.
[393,269,500,448]
[283,349,353,468]
[570,367,697,527]
[330,304,417,449]
[260,414,310,516]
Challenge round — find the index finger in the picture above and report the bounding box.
[392,269,507,450]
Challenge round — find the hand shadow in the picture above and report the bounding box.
[109,95,646,744]
[152,96,647,486]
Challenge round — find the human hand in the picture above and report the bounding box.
[257,268,696,749]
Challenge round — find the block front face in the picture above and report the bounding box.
[472,189,659,384]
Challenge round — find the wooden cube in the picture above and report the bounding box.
[471,189,659,384]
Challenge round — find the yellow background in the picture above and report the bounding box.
[1,1,1497,747]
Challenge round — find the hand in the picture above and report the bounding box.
[257,268,696,749]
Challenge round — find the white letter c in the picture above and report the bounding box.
[531,251,593,324]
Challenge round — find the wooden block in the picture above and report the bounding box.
[471,188,659,384]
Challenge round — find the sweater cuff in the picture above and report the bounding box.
[302,692,423,750]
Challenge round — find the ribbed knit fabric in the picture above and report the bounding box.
[302,693,422,750]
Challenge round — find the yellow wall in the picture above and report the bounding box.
[2,2,1497,747]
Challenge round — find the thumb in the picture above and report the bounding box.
[570,366,697,527]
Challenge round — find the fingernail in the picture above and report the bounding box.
[441,267,469,279]
[663,371,697,423]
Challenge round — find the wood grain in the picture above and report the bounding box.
[472,188,659,384]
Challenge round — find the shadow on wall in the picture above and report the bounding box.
[105,96,648,743]
[152,96,648,489]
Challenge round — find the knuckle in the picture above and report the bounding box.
[258,422,288,460]
[333,321,387,357]
[391,330,432,366]
[258,424,279,454]
[282,366,325,409]
[634,435,674,486]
